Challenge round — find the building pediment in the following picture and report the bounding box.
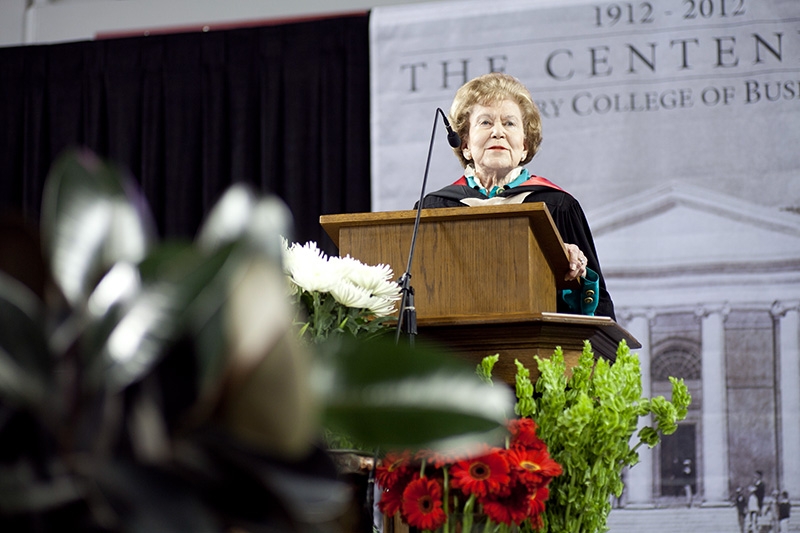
[588,182,800,275]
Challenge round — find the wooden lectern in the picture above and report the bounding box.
[320,203,639,384]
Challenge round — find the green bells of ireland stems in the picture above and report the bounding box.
[481,340,691,533]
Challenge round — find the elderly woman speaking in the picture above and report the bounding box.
[419,72,615,319]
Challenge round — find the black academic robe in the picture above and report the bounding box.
[418,176,616,320]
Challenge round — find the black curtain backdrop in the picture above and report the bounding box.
[0,14,371,254]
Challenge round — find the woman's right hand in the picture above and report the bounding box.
[564,243,588,281]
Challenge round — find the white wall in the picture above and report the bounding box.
[0,0,434,47]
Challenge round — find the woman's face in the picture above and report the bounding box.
[463,99,527,179]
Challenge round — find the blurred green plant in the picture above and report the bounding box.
[0,150,514,532]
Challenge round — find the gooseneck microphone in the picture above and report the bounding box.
[442,111,461,148]
[395,108,460,346]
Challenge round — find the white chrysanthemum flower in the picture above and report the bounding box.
[283,240,401,323]
[331,280,373,309]
[326,255,360,282]
[285,241,340,293]
[367,295,398,317]
[286,276,299,296]
[370,277,402,300]
[283,240,325,274]
[339,255,394,293]
[280,236,292,267]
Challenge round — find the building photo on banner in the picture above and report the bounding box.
[370,0,800,530]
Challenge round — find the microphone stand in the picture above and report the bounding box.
[395,108,457,347]
[380,108,460,530]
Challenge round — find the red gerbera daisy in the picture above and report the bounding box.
[401,477,447,531]
[508,418,546,451]
[378,483,404,517]
[527,486,550,530]
[481,484,532,526]
[506,446,563,488]
[376,450,413,490]
[529,485,550,516]
[450,448,511,498]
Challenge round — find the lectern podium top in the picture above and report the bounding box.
[320,202,584,322]
[320,202,577,291]
[322,203,557,245]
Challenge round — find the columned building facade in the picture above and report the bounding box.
[591,183,800,506]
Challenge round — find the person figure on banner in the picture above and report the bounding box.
[777,491,791,533]
[748,484,761,533]
[754,471,766,513]
[761,491,777,533]
[417,72,614,319]
[735,487,748,533]
[682,458,694,508]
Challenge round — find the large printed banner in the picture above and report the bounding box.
[369,0,800,215]
[370,0,800,508]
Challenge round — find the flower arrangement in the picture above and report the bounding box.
[376,418,562,533]
[495,340,691,533]
[282,240,401,343]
